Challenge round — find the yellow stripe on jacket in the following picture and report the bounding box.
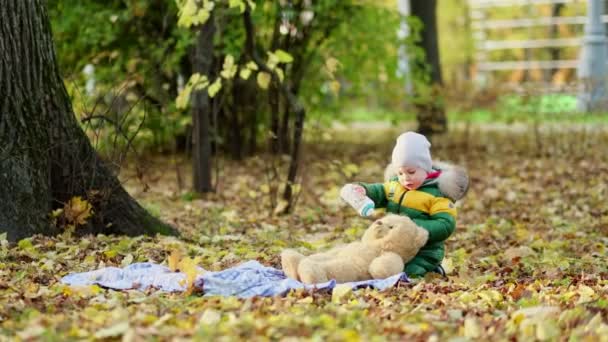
[382,180,457,218]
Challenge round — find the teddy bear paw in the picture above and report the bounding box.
[297,259,328,284]
[281,249,305,280]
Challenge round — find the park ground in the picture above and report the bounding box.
[1,122,608,340]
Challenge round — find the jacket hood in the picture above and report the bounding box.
[383,161,469,202]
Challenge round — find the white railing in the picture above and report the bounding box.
[469,0,590,74]
[470,0,579,8]
[477,59,579,70]
[472,15,608,29]
[479,38,581,50]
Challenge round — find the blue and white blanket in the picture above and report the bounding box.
[61,260,409,298]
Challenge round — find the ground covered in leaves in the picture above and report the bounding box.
[2,124,608,341]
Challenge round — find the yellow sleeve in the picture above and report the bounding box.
[429,197,457,218]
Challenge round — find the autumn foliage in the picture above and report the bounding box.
[1,126,607,340]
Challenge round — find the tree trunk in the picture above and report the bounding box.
[279,99,291,155]
[191,16,215,192]
[243,79,258,156]
[0,0,176,242]
[268,2,282,155]
[410,0,447,136]
[549,4,565,79]
[269,84,280,154]
[243,6,306,214]
[281,100,305,213]
[227,105,244,160]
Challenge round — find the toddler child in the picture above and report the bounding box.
[343,131,468,277]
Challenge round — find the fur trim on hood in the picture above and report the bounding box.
[383,161,469,202]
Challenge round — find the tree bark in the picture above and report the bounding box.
[268,84,281,154]
[243,6,306,214]
[242,79,258,157]
[410,0,447,136]
[549,4,565,79]
[191,16,215,192]
[0,0,176,242]
[268,2,282,155]
[279,98,291,155]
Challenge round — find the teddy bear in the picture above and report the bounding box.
[280,214,429,284]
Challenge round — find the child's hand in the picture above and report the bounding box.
[340,184,374,217]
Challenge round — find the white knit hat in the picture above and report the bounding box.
[391,132,432,172]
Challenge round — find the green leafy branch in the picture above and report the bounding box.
[174,0,294,109]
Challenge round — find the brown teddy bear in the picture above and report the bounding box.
[281,214,429,284]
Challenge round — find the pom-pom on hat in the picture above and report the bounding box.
[391,132,432,172]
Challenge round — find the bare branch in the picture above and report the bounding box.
[243,5,306,214]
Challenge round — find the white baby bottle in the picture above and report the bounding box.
[340,184,375,217]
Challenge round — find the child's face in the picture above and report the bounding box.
[397,166,427,190]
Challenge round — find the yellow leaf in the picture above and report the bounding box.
[23,282,40,299]
[177,0,197,28]
[193,9,210,25]
[246,61,258,71]
[276,68,284,82]
[178,256,204,294]
[292,184,301,195]
[332,284,352,303]
[51,208,63,218]
[220,55,237,79]
[577,285,596,304]
[239,68,252,80]
[176,86,191,109]
[513,306,560,320]
[267,52,279,69]
[17,325,45,340]
[64,196,93,226]
[274,49,293,63]
[168,249,182,272]
[104,249,118,258]
[504,246,535,261]
[152,314,173,327]
[463,316,481,338]
[207,78,222,98]
[535,320,559,341]
[585,313,603,332]
[329,80,341,95]
[229,0,246,12]
[273,199,289,215]
[190,73,202,84]
[205,1,215,11]
[325,57,340,74]
[121,253,134,267]
[342,163,359,177]
[191,73,209,90]
[94,322,129,339]
[511,312,525,325]
[298,296,313,304]
[257,72,271,90]
[458,292,477,304]
[199,309,221,326]
[62,286,73,297]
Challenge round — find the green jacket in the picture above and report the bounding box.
[359,176,457,277]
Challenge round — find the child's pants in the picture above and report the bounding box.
[404,255,441,277]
